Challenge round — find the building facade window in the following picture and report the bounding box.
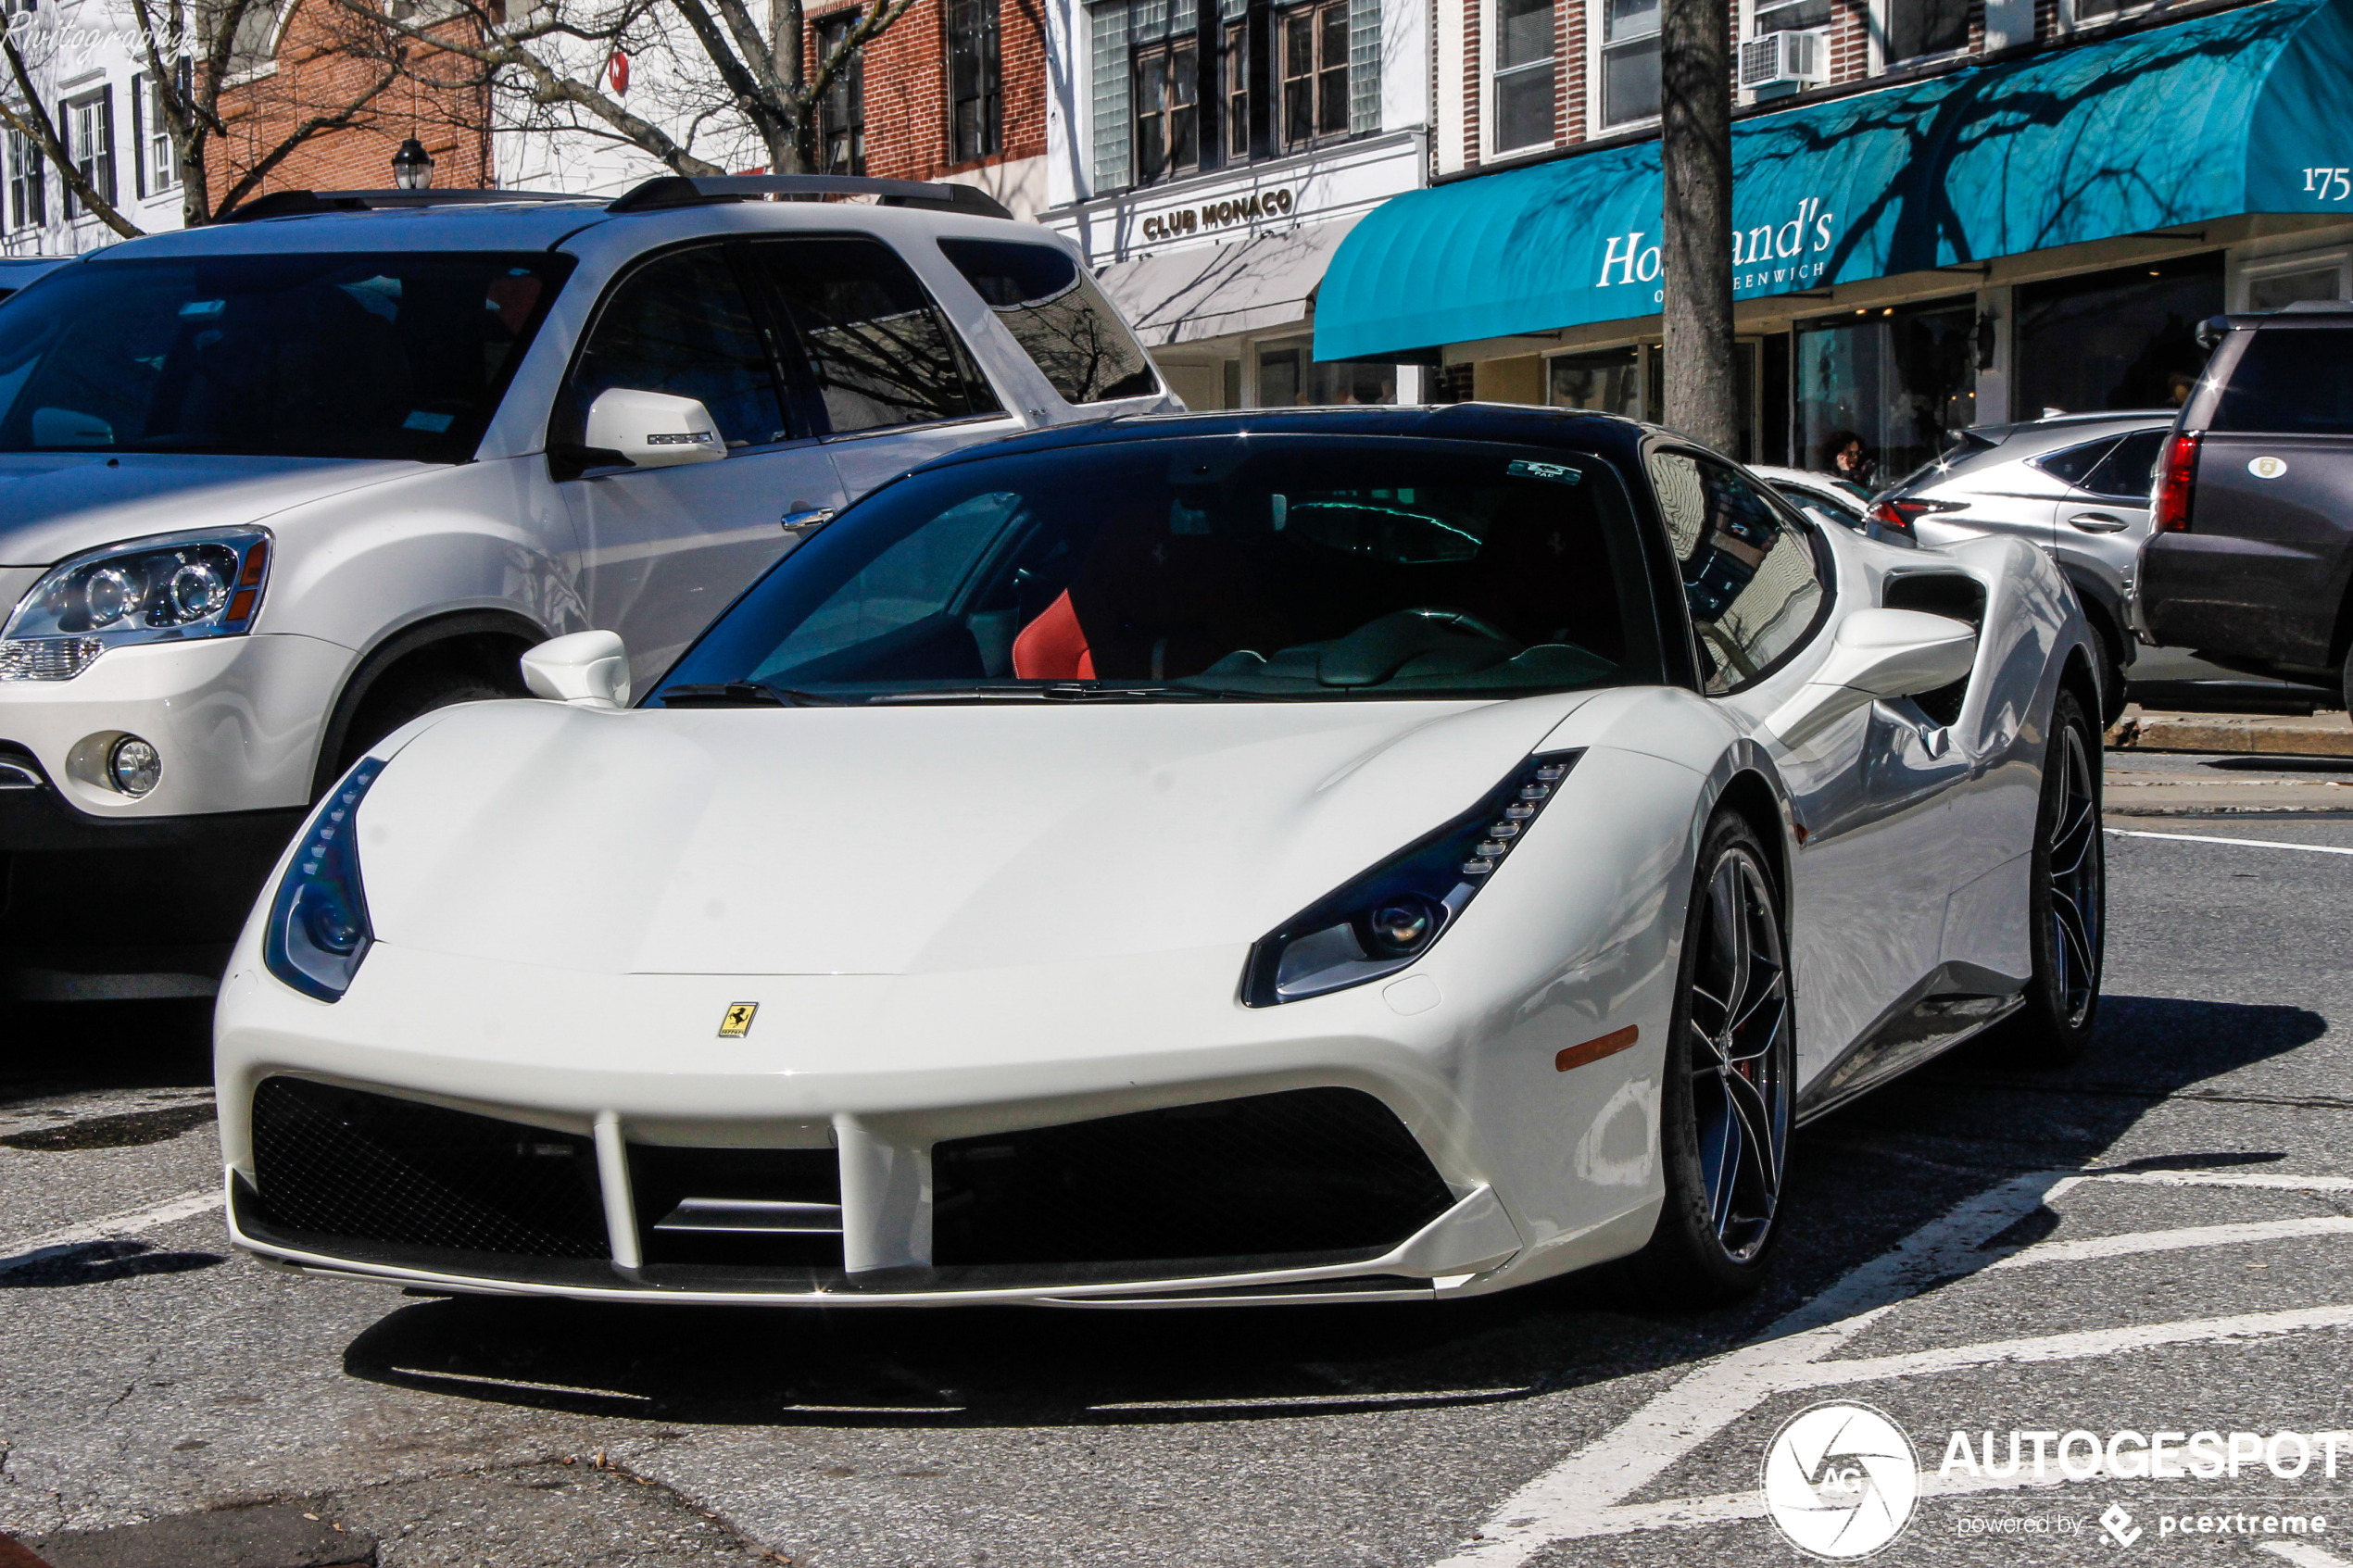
[63,88,113,220]
[1281,0,1350,148]
[814,12,866,174]
[1223,17,1249,157]
[948,0,1001,163]
[1599,0,1660,127]
[1491,0,1554,152]
[7,130,43,230]
[1883,0,1968,61]
[132,71,180,197]
[1749,0,1829,39]
[1133,31,1199,179]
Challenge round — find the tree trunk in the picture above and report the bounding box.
[1659,0,1737,454]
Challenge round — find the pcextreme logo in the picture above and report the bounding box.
[1762,1401,1921,1560]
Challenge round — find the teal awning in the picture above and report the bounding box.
[1315,0,2353,361]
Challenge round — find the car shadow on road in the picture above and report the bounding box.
[336,993,2326,1432]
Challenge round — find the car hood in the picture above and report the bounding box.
[0,453,425,569]
[353,693,1603,977]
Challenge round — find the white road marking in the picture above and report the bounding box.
[0,1187,224,1273]
[2093,1170,2353,1193]
[1988,1215,2353,1268]
[2262,1544,2353,1568]
[2107,829,2353,856]
[1431,1171,2353,1567]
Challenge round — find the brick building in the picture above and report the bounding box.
[805,0,1052,218]
[210,1,492,207]
[1323,0,2353,469]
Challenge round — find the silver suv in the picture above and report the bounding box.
[1871,411,2173,716]
[0,176,1174,998]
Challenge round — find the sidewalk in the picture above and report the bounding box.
[2104,706,2353,815]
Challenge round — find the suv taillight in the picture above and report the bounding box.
[1869,497,1962,535]
[2156,431,2200,532]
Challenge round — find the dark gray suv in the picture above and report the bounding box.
[2138,303,2353,702]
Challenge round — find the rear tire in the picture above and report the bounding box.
[2009,686,2105,1063]
[1630,811,1795,1308]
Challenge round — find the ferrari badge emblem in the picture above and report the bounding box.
[718,1002,758,1038]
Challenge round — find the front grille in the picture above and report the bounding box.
[248,1076,609,1261]
[629,1144,844,1271]
[932,1087,1455,1268]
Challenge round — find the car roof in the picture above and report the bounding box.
[903,403,1660,477]
[86,200,618,257]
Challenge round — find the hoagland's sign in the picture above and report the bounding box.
[1141,188,1296,242]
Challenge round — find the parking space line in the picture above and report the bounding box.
[1431,1171,2353,1567]
[2106,830,2353,856]
[0,1186,223,1274]
[2260,1543,2353,1567]
[1989,1216,2353,1268]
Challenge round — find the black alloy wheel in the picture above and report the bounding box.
[1633,811,1795,1305]
[2011,686,2105,1062]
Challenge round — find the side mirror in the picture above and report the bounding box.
[583,387,725,469]
[521,630,631,709]
[1765,608,1977,748]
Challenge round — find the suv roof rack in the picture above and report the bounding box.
[217,189,587,223]
[605,173,1013,221]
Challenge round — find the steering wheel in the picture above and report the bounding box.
[1318,607,1522,687]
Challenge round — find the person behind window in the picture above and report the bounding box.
[1822,429,1875,488]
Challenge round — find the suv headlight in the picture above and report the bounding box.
[0,528,271,682]
[1242,751,1580,1006]
[264,759,384,1002]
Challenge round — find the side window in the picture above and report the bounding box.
[2082,429,2167,500]
[936,238,1159,405]
[749,236,1001,433]
[2030,435,2119,490]
[1651,450,1826,694]
[561,245,791,451]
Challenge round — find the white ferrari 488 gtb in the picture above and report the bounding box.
[214,407,2105,1310]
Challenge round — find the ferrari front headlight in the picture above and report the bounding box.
[263,759,384,1002]
[0,528,271,681]
[1242,750,1580,1006]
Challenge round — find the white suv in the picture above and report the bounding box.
[0,175,1174,999]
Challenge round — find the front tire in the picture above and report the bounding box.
[2010,686,2105,1062]
[1632,811,1795,1308]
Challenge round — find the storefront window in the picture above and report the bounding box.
[2014,254,2221,417]
[1257,336,1396,404]
[2246,264,2343,313]
[1795,301,1976,487]
[1550,347,1642,417]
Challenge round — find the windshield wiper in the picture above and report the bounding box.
[658,682,846,708]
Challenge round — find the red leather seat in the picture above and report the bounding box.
[1012,588,1094,679]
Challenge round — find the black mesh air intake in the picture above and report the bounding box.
[248,1076,609,1261]
[931,1086,1454,1268]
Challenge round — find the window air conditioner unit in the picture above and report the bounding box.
[1739,30,1828,92]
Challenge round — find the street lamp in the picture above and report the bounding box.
[390,137,435,191]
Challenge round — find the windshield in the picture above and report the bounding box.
[0,252,573,460]
[655,435,1667,704]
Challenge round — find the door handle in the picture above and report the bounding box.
[781,506,837,537]
[2065,511,2130,533]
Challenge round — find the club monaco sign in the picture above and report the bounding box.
[1141,188,1296,242]
[1596,196,1840,304]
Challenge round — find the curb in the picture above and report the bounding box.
[2108,710,2353,759]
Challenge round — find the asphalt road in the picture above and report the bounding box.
[6,764,2353,1567]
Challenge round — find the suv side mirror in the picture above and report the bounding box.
[583,388,726,469]
[1766,608,1977,748]
[521,630,631,709]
